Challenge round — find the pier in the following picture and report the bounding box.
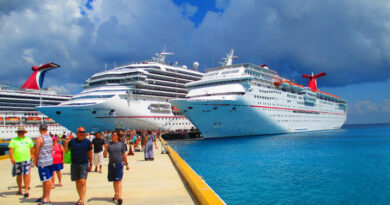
[0,140,224,204]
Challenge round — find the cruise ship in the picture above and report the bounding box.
[170,50,347,138]
[36,50,204,133]
[0,63,72,140]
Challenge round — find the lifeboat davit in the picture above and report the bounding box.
[6,117,21,124]
[25,116,42,124]
[44,117,55,124]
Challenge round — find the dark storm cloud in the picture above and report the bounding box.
[189,0,390,87]
[0,0,390,94]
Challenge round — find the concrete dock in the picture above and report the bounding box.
[0,141,197,204]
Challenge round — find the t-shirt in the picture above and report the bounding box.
[91,138,105,153]
[8,137,34,162]
[104,133,111,143]
[68,138,92,165]
[107,141,125,164]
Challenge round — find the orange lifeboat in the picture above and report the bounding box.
[44,117,55,124]
[0,117,3,123]
[25,116,42,124]
[5,117,21,124]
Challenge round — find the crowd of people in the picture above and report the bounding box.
[8,125,160,205]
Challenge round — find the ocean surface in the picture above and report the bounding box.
[171,124,390,205]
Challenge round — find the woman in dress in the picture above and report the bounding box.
[144,130,156,161]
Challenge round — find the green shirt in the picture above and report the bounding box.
[8,136,34,162]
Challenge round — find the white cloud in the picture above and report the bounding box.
[180,3,198,18]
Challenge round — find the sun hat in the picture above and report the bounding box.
[15,126,27,133]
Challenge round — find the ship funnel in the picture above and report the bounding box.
[302,72,326,91]
[21,62,60,90]
[193,61,199,71]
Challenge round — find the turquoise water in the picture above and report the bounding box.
[171,124,390,204]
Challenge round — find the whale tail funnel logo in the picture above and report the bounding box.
[302,72,326,91]
[21,62,60,90]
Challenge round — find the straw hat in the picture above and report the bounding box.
[15,126,27,133]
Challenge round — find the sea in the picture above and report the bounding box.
[170,124,390,205]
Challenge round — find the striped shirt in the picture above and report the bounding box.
[38,134,53,167]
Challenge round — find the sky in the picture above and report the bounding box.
[0,0,390,124]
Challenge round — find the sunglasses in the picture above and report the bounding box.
[77,131,86,133]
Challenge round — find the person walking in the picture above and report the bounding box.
[91,131,105,173]
[104,130,111,143]
[8,126,34,197]
[51,135,64,188]
[104,132,129,205]
[34,124,53,204]
[64,127,92,205]
[144,130,156,161]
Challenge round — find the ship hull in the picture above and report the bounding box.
[171,98,346,138]
[37,95,194,133]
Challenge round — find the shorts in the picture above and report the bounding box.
[38,165,54,182]
[107,163,123,182]
[71,163,89,181]
[52,163,64,172]
[93,151,104,165]
[12,160,31,177]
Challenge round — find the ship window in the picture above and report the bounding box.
[92,110,97,114]
[213,107,218,110]
[188,107,193,110]
[56,111,61,115]
[232,107,236,110]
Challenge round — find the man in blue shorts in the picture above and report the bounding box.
[8,126,34,197]
[34,124,53,204]
[64,127,92,205]
[104,132,129,205]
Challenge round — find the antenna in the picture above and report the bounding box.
[152,47,174,63]
[219,49,237,66]
[105,62,107,71]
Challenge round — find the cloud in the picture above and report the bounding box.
[179,3,198,18]
[1,0,390,96]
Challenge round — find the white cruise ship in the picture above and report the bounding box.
[170,50,347,138]
[0,63,72,140]
[37,50,204,133]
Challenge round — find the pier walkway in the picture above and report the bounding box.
[0,141,196,205]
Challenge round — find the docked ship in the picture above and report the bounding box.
[170,50,347,138]
[36,50,204,133]
[0,63,72,140]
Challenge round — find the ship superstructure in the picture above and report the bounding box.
[170,49,347,138]
[0,63,72,140]
[37,50,204,132]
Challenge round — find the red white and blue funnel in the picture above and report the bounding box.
[302,72,326,91]
[20,62,60,90]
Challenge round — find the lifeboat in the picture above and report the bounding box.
[25,116,42,124]
[0,117,3,123]
[289,82,305,92]
[316,91,339,100]
[5,117,21,124]
[44,117,55,124]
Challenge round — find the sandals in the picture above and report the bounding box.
[112,194,118,201]
[117,198,123,205]
[16,191,22,195]
[24,193,29,198]
[75,200,84,205]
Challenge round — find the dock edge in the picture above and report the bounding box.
[160,138,226,205]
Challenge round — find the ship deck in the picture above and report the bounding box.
[0,141,196,204]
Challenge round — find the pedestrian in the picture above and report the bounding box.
[8,126,34,197]
[51,135,64,188]
[144,130,156,161]
[104,130,111,143]
[64,127,93,205]
[34,124,53,204]
[104,132,129,205]
[91,131,105,173]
